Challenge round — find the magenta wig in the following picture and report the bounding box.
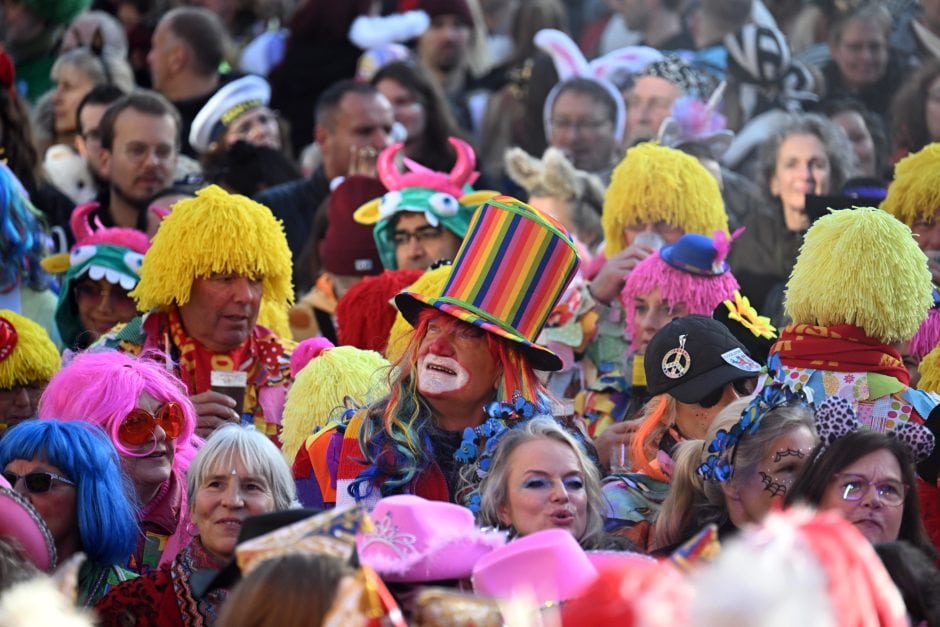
[910,307,940,362]
[621,252,740,351]
[37,349,199,470]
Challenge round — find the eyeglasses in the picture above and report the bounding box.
[74,283,136,309]
[122,141,175,164]
[119,402,184,446]
[2,470,76,493]
[835,473,907,507]
[549,117,611,134]
[392,225,447,246]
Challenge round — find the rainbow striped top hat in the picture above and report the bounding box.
[395,196,581,371]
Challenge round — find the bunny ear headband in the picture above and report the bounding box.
[535,29,662,144]
[814,395,935,464]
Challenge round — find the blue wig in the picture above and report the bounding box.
[0,162,49,292]
[0,420,139,566]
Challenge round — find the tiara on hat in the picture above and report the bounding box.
[697,382,811,482]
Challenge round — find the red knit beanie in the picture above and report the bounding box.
[336,268,424,352]
[319,176,385,277]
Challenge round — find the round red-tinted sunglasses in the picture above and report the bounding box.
[119,402,184,446]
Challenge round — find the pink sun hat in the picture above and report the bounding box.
[0,473,57,572]
[356,495,507,583]
[471,528,599,605]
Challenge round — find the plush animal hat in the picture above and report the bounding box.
[354,137,496,270]
[602,143,728,257]
[131,185,293,316]
[881,143,940,228]
[41,202,150,348]
[535,29,663,144]
[784,207,933,344]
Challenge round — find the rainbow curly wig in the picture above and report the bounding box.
[881,143,940,227]
[131,185,293,314]
[785,207,933,344]
[601,142,728,258]
[0,309,60,390]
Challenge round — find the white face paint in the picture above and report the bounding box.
[417,355,470,396]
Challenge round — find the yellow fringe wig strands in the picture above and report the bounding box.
[601,142,728,258]
[385,264,453,363]
[918,344,940,393]
[784,207,933,344]
[131,185,293,313]
[0,309,60,388]
[881,143,940,227]
[280,346,390,464]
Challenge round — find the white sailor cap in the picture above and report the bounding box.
[189,75,272,153]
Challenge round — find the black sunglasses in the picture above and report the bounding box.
[2,470,76,493]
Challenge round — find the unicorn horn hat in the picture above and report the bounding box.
[354,137,497,270]
[394,196,581,371]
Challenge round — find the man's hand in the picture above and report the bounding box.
[190,390,240,440]
[589,244,655,305]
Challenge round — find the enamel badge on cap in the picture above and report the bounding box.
[662,334,691,379]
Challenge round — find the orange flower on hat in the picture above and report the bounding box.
[723,291,776,340]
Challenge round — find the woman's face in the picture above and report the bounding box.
[375,78,426,147]
[3,457,80,559]
[830,18,888,90]
[74,277,138,340]
[497,437,589,540]
[926,75,940,143]
[222,106,281,151]
[819,448,906,544]
[52,65,95,135]
[192,457,276,559]
[830,110,876,178]
[633,288,689,355]
[120,393,177,501]
[770,133,831,218]
[724,425,816,527]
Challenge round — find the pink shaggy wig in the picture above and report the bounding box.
[621,252,739,351]
[38,349,200,470]
[910,307,940,362]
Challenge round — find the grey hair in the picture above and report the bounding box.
[758,112,856,200]
[477,416,605,546]
[187,425,298,512]
[51,47,136,95]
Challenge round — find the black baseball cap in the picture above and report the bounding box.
[645,315,762,404]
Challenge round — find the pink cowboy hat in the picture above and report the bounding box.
[0,474,57,571]
[356,495,506,583]
[472,528,599,605]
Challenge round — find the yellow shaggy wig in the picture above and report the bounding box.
[881,143,940,227]
[385,264,453,363]
[918,344,940,393]
[131,185,293,313]
[784,207,933,344]
[0,309,60,389]
[280,346,389,464]
[602,142,728,258]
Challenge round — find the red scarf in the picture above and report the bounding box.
[770,323,909,385]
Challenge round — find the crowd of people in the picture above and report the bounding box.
[3,0,940,625]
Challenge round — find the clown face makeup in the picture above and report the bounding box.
[416,314,500,424]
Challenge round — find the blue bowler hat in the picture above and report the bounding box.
[659,233,729,276]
